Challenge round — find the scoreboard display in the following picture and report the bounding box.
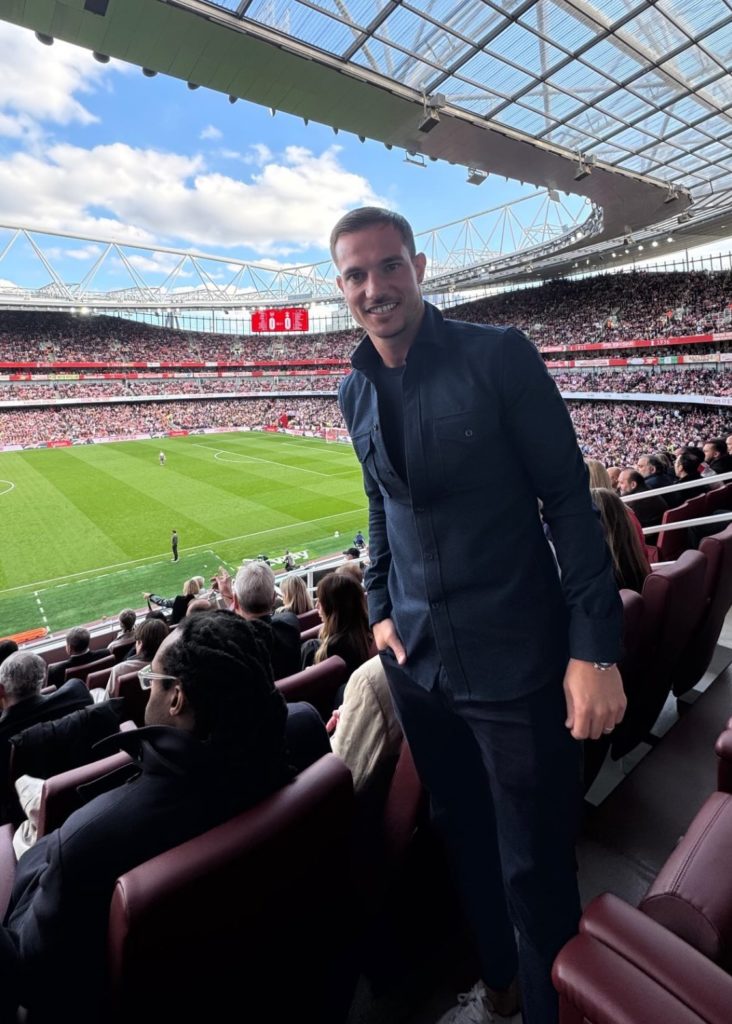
[251,308,309,333]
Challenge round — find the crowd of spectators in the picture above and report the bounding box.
[0,396,341,445]
[1,268,731,368]
[568,401,730,465]
[449,269,732,350]
[0,374,346,402]
[552,368,732,397]
[0,310,359,363]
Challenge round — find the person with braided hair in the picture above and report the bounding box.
[0,611,291,1023]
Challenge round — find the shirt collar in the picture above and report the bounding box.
[350,301,446,377]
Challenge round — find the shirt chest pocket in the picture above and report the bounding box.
[432,411,493,494]
[351,430,394,497]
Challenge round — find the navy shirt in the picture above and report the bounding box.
[338,302,622,702]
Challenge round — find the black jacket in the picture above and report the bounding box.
[339,301,621,700]
[47,650,107,689]
[0,726,288,1022]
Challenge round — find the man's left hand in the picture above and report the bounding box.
[563,658,627,740]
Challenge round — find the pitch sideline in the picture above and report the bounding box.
[0,506,368,597]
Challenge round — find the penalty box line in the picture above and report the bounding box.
[0,507,368,597]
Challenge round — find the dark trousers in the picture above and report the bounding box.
[382,654,582,1024]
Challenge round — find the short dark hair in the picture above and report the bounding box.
[676,452,700,477]
[134,617,169,660]
[705,438,726,457]
[625,469,647,490]
[330,206,417,260]
[66,627,90,654]
[159,611,291,812]
[0,639,19,666]
[119,609,136,632]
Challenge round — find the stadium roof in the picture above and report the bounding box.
[2,0,732,297]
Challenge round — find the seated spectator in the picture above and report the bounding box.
[617,468,668,530]
[0,651,92,815]
[342,546,361,561]
[591,488,651,593]
[674,451,707,502]
[301,573,372,677]
[636,454,675,490]
[143,578,200,624]
[101,618,170,699]
[0,640,18,667]
[108,608,137,661]
[329,655,402,798]
[0,611,292,1022]
[47,627,107,688]
[277,574,313,616]
[336,560,364,585]
[703,437,732,475]
[585,458,612,489]
[607,466,621,489]
[221,562,301,680]
[186,597,216,616]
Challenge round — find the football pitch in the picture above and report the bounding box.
[0,432,367,638]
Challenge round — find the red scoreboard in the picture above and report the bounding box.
[251,307,310,333]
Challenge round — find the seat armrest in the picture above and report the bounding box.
[566,893,732,1023]
[554,931,718,1024]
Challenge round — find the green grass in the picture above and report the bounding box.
[0,432,367,636]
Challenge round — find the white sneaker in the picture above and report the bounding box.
[435,982,494,1024]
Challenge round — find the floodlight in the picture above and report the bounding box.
[418,109,440,133]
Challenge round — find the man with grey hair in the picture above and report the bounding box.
[0,652,92,815]
[219,562,301,680]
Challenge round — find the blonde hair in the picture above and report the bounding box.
[183,578,201,597]
[585,458,612,490]
[279,574,313,615]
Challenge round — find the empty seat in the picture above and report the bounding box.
[671,523,732,697]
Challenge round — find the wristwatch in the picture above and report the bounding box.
[593,661,616,671]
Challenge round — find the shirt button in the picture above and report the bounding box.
[431,601,440,610]
[415,506,425,514]
[425,552,434,561]
[464,428,473,437]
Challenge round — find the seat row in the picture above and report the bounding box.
[554,720,732,1023]
[583,522,732,789]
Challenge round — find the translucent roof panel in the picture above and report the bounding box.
[197,0,732,204]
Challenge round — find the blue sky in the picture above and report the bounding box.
[0,18,727,297]
[0,19,557,292]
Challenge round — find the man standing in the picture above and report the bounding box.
[171,529,179,562]
[332,208,625,1024]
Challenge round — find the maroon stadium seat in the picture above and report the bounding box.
[64,654,115,685]
[37,750,135,839]
[704,481,732,516]
[297,608,322,632]
[86,665,114,691]
[275,655,349,720]
[612,550,707,759]
[106,754,354,1023]
[111,672,149,727]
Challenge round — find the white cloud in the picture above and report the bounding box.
[0,140,387,255]
[200,124,222,141]
[242,143,273,166]
[0,22,121,129]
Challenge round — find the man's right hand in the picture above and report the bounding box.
[373,618,406,665]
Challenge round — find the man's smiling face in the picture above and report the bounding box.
[334,222,427,365]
